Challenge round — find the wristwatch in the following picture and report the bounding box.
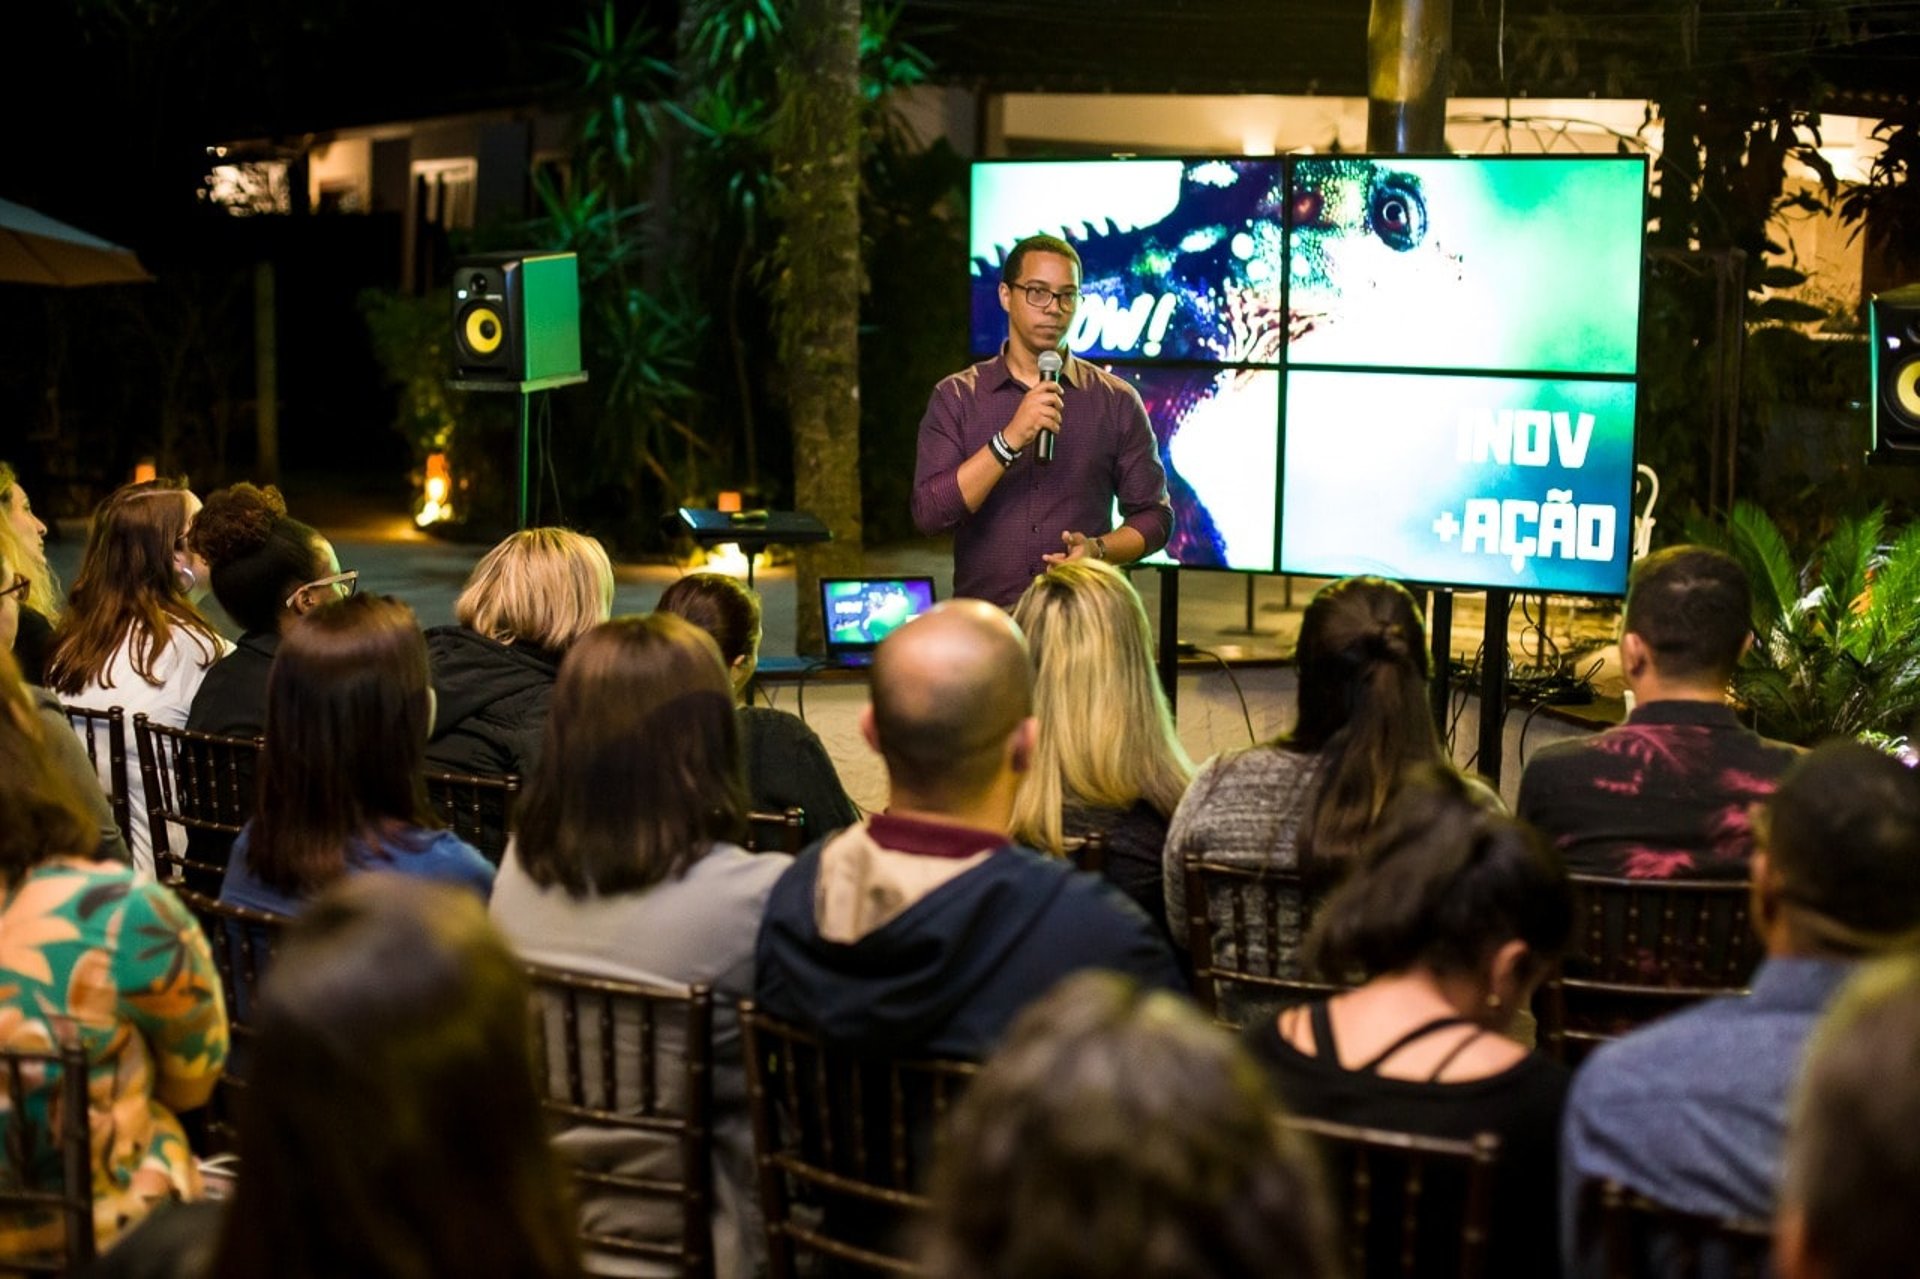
[1091,535,1108,560]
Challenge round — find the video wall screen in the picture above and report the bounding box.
[1280,371,1638,595]
[971,159,1285,365]
[1284,157,1644,376]
[966,153,1648,592]
[1113,367,1281,573]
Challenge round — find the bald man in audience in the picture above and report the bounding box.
[1560,740,1920,1269]
[753,600,1181,1060]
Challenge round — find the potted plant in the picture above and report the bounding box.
[1691,501,1920,747]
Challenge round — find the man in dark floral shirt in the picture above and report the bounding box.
[1518,546,1799,879]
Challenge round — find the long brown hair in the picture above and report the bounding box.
[46,478,220,696]
[515,613,746,897]
[248,594,438,896]
[1286,576,1453,887]
[213,875,580,1279]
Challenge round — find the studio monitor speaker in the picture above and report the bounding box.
[1870,283,1920,465]
[452,251,582,383]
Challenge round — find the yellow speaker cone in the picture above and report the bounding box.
[1897,360,1920,419]
[464,305,504,355]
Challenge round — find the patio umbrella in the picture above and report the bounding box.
[0,197,152,285]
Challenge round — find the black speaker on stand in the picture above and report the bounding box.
[1869,283,1920,466]
[448,252,588,529]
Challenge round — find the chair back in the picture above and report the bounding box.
[1283,1114,1501,1279]
[740,1005,977,1278]
[133,713,261,892]
[0,1029,97,1275]
[1583,1179,1774,1279]
[175,889,287,1153]
[425,769,520,865]
[524,964,716,1279]
[1183,854,1342,1025]
[745,808,808,855]
[1538,874,1762,1063]
[1066,829,1107,874]
[60,702,130,851]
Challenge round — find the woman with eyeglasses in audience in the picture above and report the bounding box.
[185,482,353,740]
[218,594,493,917]
[424,527,614,782]
[0,460,62,684]
[491,612,789,1278]
[925,970,1338,1279]
[93,876,579,1279]
[1009,560,1191,937]
[1164,575,1490,978]
[655,572,859,845]
[0,543,129,864]
[0,645,226,1261]
[1249,769,1572,1279]
[46,478,229,876]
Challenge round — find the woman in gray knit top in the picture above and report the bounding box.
[1163,576,1484,981]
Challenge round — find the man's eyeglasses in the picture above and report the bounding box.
[285,569,360,611]
[0,572,28,603]
[1012,281,1081,311]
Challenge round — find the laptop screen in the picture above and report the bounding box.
[821,577,938,661]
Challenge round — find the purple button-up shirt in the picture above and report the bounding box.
[910,347,1172,607]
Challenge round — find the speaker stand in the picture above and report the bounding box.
[449,370,590,529]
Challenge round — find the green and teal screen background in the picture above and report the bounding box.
[967,154,1646,594]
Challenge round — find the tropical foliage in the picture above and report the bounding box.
[1692,501,1920,746]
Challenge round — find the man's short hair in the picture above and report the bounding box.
[1782,952,1920,1279]
[1623,546,1752,682]
[870,605,1032,803]
[1001,233,1082,286]
[1763,740,1920,953]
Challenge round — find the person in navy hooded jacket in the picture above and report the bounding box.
[753,599,1181,1061]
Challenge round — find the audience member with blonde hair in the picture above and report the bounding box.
[185,481,352,738]
[1778,951,1920,1279]
[0,460,61,682]
[656,572,859,844]
[0,644,226,1260]
[426,527,613,779]
[220,594,493,916]
[492,612,782,1276]
[47,478,230,875]
[0,541,128,863]
[926,970,1338,1279]
[1010,560,1191,934]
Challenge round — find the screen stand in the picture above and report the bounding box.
[1157,566,1181,713]
[1476,589,1512,786]
[1428,589,1453,735]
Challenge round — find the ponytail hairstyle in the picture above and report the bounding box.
[46,479,220,696]
[188,483,331,634]
[1307,767,1572,984]
[1285,575,1452,888]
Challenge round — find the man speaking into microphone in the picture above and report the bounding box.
[911,232,1171,608]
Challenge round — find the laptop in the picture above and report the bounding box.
[820,576,939,667]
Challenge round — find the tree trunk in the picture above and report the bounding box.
[772,0,864,656]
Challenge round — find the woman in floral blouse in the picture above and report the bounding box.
[0,645,228,1258]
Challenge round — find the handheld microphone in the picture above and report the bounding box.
[1036,349,1063,463]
